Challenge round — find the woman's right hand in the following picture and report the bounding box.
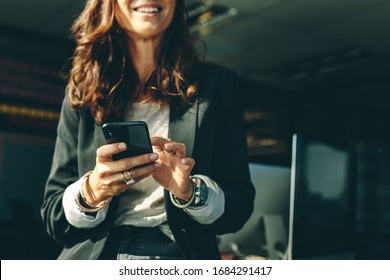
[83,142,160,207]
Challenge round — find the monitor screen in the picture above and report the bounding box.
[218,163,291,259]
[287,134,355,259]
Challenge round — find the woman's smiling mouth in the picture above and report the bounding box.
[134,6,162,13]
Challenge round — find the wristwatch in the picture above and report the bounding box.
[190,176,209,207]
[170,176,209,208]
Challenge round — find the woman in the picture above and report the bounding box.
[41,0,255,260]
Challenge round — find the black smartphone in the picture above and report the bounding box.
[102,121,152,161]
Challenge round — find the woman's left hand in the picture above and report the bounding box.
[151,135,195,202]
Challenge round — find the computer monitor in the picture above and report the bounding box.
[218,163,291,259]
[286,134,356,260]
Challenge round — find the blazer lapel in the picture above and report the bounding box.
[168,100,198,158]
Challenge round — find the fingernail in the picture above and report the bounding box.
[150,153,158,160]
[155,162,161,168]
[118,143,126,150]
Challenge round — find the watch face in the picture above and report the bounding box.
[198,179,209,206]
[170,177,210,209]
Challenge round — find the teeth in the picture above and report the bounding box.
[136,7,160,13]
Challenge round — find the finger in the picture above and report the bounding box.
[153,145,164,153]
[126,162,161,182]
[96,142,127,162]
[150,134,171,141]
[164,142,186,155]
[125,168,154,186]
[181,157,195,166]
[180,158,195,171]
[150,135,172,148]
[110,152,159,173]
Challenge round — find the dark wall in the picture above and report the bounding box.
[0,57,64,259]
[241,73,390,259]
[0,132,62,259]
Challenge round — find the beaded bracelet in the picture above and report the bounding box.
[169,177,196,209]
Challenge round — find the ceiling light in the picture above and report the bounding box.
[186,0,237,33]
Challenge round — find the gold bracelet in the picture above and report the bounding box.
[78,171,112,211]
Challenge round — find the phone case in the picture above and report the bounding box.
[102,121,152,160]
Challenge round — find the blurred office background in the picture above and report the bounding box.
[1,0,389,259]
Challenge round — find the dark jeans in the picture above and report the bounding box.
[115,226,184,260]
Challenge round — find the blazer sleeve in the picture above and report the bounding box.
[40,97,81,242]
[209,69,255,234]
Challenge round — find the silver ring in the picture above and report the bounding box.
[121,171,136,185]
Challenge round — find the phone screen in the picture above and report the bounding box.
[102,121,152,160]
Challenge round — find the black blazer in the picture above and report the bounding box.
[41,63,255,259]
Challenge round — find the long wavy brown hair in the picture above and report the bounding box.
[67,0,200,123]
